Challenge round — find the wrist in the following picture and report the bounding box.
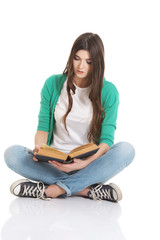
[85,154,97,165]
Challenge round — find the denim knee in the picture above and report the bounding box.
[112,141,135,166]
[119,141,135,163]
[4,145,23,170]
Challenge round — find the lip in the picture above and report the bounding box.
[77,70,84,74]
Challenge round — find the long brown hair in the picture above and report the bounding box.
[63,32,105,144]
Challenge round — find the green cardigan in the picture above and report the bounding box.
[37,74,119,147]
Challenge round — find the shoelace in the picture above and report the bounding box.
[89,184,114,201]
[22,182,48,200]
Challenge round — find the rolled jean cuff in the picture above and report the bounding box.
[56,181,71,196]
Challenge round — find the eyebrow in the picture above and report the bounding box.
[75,54,92,61]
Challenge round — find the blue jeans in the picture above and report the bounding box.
[4,142,135,196]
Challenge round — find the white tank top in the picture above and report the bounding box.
[50,80,93,154]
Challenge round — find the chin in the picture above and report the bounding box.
[76,73,87,79]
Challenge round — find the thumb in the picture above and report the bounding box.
[33,145,40,155]
[35,144,40,149]
[73,158,79,162]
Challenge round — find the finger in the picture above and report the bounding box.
[49,161,68,170]
[49,162,65,171]
[33,156,38,162]
[51,161,64,166]
[33,150,39,156]
[49,161,60,166]
[73,158,80,163]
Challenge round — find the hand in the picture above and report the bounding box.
[33,144,40,161]
[48,158,89,173]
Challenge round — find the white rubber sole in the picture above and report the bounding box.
[109,183,123,202]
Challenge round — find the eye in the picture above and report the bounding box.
[87,61,92,65]
[74,55,80,60]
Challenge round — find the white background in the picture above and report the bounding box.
[0,0,160,239]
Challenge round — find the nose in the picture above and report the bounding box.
[78,60,85,69]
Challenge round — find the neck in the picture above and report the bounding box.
[73,76,92,88]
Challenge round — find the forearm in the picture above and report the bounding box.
[85,143,110,165]
[34,130,49,147]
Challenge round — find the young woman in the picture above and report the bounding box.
[4,32,135,202]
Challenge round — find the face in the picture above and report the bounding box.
[73,50,92,81]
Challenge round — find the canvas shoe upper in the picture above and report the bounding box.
[88,183,122,202]
[10,179,49,200]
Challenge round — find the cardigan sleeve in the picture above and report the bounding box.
[98,83,119,147]
[37,77,53,132]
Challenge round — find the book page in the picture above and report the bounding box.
[38,149,68,161]
[69,142,98,158]
[69,142,96,154]
[38,144,68,161]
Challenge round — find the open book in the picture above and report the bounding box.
[36,142,99,164]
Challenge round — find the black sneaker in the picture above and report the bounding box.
[88,183,122,202]
[10,179,49,200]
